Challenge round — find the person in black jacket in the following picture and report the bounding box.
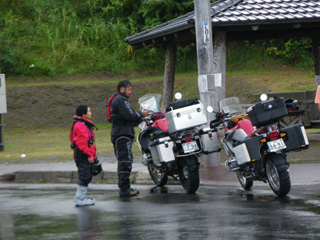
[108,80,148,197]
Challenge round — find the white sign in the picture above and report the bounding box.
[203,21,210,43]
[198,75,208,93]
[214,73,222,87]
[0,74,7,114]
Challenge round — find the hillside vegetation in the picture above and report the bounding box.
[2,66,318,163]
[0,0,314,77]
[5,64,315,130]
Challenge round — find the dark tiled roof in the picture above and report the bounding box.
[213,0,320,26]
[125,0,320,45]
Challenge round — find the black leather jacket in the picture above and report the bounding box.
[110,93,143,142]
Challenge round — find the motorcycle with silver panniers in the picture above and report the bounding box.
[137,93,221,193]
[208,94,309,197]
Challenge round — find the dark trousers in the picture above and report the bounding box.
[75,158,92,187]
[113,136,134,191]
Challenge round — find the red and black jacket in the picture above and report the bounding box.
[70,116,97,160]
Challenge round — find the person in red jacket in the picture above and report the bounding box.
[315,85,320,113]
[71,105,97,207]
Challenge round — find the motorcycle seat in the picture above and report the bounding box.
[139,127,169,152]
[150,130,169,141]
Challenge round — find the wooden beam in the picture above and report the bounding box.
[227,28,320,42]
[162,41,177,109]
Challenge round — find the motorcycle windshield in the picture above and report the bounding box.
[219,97,243,115]
[138,94,162,112]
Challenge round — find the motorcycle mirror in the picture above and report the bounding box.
[207,106,214,113]
[175,92,182,100]
[260,94,268,101]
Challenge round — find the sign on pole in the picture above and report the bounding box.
[0,74,7,114]
[203,21,210,43]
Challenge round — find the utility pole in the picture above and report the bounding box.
[194,0,226,166]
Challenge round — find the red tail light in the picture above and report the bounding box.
[183,135,193,142]
[267,131,280,141]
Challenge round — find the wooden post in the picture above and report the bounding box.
[0,115,3,151]
[312,36,320,87]
[162,41,177,109]
[194,0,226,167]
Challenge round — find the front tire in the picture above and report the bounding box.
[178,155,200,194]
[236,171,253,190]
[148,163,168,187]
[265,153,291,197]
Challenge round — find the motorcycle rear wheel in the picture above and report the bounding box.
[178,155,199,194]
[147,163,168,187]
[236,171,253,190]
[265,154,291,197]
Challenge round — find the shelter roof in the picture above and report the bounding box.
[125,0,320,49]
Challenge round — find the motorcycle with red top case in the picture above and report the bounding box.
[137,93,219,193]
[209,95,309,197]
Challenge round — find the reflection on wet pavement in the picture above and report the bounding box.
[0,184,319,240]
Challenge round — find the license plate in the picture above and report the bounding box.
[182,141,199,153]
[267,138,286,152]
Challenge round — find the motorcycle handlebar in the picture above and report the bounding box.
[210,118,222,129]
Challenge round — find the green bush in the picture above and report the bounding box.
[0,0,314,77]
[267,38,313,68]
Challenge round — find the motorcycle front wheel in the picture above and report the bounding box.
[236,171,253,190]
[265,153,291,197]
[178,155,200,194]
[147,163,168,187]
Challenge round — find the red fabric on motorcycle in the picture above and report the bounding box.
[152,118,169,131]
[225,119,255,136]
[236,119,255,135]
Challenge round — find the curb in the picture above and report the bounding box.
[1,171,155,185]
[1,162,320,186]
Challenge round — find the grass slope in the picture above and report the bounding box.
[0,65,318,163]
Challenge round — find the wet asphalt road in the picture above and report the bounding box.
[0,184,319,240]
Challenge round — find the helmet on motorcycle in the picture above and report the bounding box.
[285,98,299,111]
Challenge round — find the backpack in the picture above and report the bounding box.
[70,121,77,149]
[107,94,116,122]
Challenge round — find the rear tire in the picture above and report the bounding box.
[236,171,253,190]
[178,155,200,194]
[266,153,291,197]
[147,163,168,187]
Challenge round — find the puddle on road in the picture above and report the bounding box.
[0,187,319,239]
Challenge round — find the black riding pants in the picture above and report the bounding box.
[113,136,134,191]
[75,158,93,187]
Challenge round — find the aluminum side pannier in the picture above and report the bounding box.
[199,127,221,154]
[150,136,175,166]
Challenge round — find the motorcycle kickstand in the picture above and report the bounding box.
[150,184,160,192]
